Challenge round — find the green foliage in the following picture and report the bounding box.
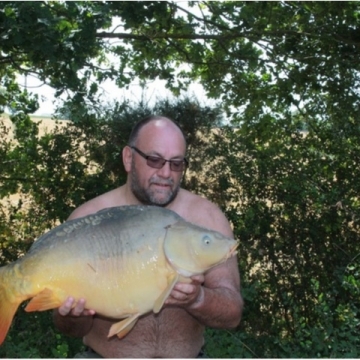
[2,96,360,356]
[0,309,84,358]
[2,2,360,123]
[216,112,360,357]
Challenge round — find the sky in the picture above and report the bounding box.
[21,73,210,117]
[20,6,213,117]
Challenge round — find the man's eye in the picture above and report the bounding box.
[148,157,164,165]
[171,161,182,168]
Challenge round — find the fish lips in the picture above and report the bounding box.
[229,241,239,258]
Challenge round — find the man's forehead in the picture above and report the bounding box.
[138,120,184,140]
[136,120,186,155]
[143,119,174,131]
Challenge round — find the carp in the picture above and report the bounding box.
[0,205,238,345]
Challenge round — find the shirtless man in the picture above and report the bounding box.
[53,115,243,358]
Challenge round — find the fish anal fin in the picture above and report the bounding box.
[25,288,62,312]
[108,313,140,339]
[153,273,179,314]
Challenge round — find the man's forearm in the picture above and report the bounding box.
[53,310,94,338]
[187,286,243,329]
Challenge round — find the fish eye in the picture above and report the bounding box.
[202,235,212,245]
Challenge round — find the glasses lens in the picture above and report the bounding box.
[146,156,166,169]
[132,146,187,172]
[169,160,185,172]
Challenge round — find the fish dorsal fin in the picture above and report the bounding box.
[108,313,140,339]
[153,272,179,314]
[24,288,62,312]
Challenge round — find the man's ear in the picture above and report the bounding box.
[122,146,132,172]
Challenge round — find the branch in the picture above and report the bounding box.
[175,2,231,33]
[97,28,360,51]
[96,31,244,41]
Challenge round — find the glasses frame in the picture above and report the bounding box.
[130,146,188,172]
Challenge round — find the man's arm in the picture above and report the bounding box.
[165,255,242,328]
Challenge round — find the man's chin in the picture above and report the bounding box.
[149,192,175,207]
[150,196,173,207]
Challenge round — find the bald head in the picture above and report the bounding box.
[128,116,187,148]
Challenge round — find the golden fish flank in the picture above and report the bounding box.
[0,205,238,345]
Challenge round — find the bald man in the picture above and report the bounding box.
[53,116,243,358]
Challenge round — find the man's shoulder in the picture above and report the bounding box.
[68,187,124,220]
[178,188,223,213]
[175,189,233,237]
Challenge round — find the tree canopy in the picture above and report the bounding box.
[1,1,360,123]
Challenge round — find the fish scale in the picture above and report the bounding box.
[0,205,238,345]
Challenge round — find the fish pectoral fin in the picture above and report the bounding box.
[108,313,140,339]
[25,288,62,312]
[153,273,179,314]
[178,275,192,284]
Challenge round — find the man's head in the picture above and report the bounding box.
[123,116,188,207]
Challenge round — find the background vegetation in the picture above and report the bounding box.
[1,1,360,357]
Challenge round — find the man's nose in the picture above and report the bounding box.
[157,161,172,177]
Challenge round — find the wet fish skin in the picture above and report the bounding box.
[0,205,238,345]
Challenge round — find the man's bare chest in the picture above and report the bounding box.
[86,308,204,357]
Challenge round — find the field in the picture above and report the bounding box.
[1,114,68,137]
[1,114,70,209]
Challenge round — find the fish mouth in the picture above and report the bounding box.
[228,241,239,259]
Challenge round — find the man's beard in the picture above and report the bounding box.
[130,165,180,207]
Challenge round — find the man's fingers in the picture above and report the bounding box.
[58,297,95,317]
[71,298,86,316]
[58,297,75,316]
[190,274,205,285]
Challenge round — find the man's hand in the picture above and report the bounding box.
[58,297,96,317]
[165,275,205,308]
[53,297,95,337]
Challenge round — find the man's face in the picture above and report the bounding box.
[129,120,186,207]
[130,158,181,206]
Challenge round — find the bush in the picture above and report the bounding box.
[1,97,360,357]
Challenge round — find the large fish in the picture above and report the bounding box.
[0,205,238,345]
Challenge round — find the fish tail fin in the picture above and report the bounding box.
[0,266,22,345]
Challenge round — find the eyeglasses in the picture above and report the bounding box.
[130,146,188,172]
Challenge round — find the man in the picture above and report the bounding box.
[53,115,243,358]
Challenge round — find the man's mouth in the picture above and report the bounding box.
[150,181,172,188]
